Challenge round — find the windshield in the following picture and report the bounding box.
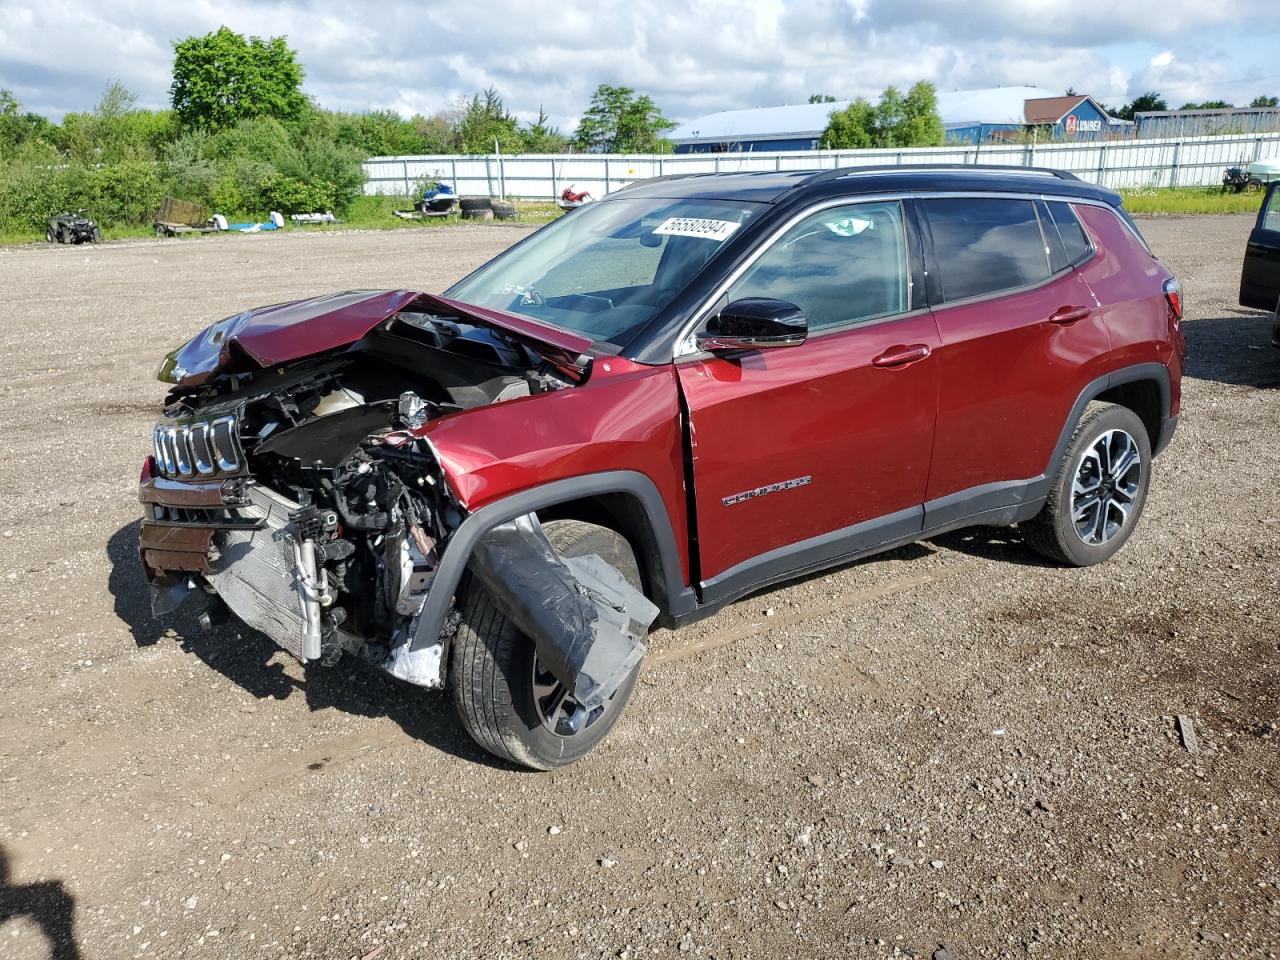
[446,197,764,349]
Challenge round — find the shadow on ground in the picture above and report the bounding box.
[0,846,81,960]
[1183,311,1280,388]
[106,520,508,769]
[928,525,1059,567]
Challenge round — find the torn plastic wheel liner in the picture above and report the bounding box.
[468,513,658,712]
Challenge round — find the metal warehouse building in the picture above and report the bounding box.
[668,87,1125,152]
[1134,106,1280,139]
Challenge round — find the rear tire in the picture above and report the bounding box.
[1020,402,1152,566]
[449,519,644,770]
[1246,178,1265,194]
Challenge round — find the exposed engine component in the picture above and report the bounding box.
[150,305,576,672]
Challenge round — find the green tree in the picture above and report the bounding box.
[1114,92,1167,122]
[574,84,673,153]
[1179,100,1233,110]
[1250,95,1278,108]
[170,27,307,128]
[823,97,876,148]
[458,88,523,153]
[413,112,460,152]
[0,89,56,160]
[327,109,429,156]
[808,94,837,104]
[521,107,570,153]
[822,82,944,149]
[883,82,945,147]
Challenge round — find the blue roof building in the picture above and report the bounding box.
[668,87,1123,152]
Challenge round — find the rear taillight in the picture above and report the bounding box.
[1163,278,1183,321]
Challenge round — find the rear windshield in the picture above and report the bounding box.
[447,197,763,349]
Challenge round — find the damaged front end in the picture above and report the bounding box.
[138,290,657,709]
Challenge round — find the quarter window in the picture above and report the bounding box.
[722,201,909,331]
[1046,200,1092,266]
[923,198,1051,302]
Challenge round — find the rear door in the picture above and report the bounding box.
[1240,183,1280,311]
[676,199,940,597]
[918,195,1112,516]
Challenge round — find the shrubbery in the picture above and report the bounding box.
[0,105,370,234]
[0,25,678,238]
[0,145,165,231]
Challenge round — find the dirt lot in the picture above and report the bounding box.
[0,216,1277,960]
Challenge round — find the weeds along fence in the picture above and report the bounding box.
[364,131,1280,200]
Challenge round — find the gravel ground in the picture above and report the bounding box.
[0,216,1277,960]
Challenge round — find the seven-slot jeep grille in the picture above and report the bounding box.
[152,415,244,478]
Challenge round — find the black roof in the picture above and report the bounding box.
[613,164,1119,206]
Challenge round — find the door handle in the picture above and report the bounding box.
[1049,305,1091,325]
[872,343,932,368]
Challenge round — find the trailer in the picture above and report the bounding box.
[1224,159,1280,193]
[154,198,219,237]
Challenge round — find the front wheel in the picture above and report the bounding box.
[449,519,644,769]
[1020,402,1152,566]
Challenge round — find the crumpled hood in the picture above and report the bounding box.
[159,289,594,387]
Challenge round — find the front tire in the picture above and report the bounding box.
[1021,402,1152,566]
[449,519,644,770]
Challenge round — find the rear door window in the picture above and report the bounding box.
[922,198,1051,303]
[1045,200,1093,266]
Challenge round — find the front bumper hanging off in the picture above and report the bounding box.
[140,471,661,706]
[141,477,330,662]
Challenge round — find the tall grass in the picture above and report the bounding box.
[1118,186,1267,216]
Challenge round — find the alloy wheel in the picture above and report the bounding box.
[1071,428,1143,546]
[531,657,610,737]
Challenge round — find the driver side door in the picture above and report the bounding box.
[676,200,941,602]
[1241,182,1280,313]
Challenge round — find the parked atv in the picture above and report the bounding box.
[46,212,101,244]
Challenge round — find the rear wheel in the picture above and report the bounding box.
[46,225,56,243]
[449,519,644,769]
[1021,402,1152,566]
[1246,178,1265,194]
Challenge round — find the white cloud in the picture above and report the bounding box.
[0,0,1275,127]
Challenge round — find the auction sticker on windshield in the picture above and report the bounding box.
[653,217,742,241]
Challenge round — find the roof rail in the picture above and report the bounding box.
[800,163,1082,188]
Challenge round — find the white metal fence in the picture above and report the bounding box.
[363,131,1280,200]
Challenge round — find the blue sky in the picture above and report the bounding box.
[1,0,1277,127]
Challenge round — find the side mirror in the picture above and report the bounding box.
[695,298,808,352]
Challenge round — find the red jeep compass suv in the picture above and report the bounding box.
[138,166,1184,768]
